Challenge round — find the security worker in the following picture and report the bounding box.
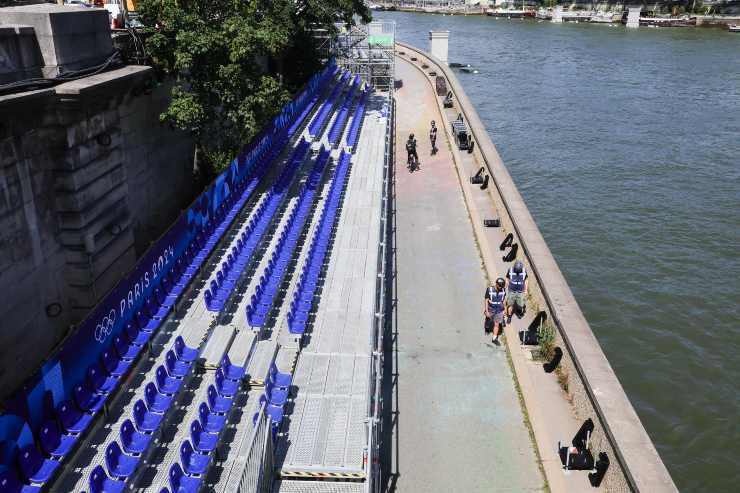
[429,120,437,154]
[506,260,528,323]
[406,134,418,169]
[484,277,507,345]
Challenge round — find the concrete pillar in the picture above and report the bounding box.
[626,7,641,28]
[429,30,449,65]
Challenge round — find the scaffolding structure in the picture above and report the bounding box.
[333,21,395,92]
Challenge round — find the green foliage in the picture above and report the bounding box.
[138,0,370,174]
[537,322,556,361]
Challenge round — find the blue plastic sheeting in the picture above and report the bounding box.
[0,60,339,477]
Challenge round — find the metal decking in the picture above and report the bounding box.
[274,94,389,483]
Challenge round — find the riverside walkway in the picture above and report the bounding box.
[386,55,542,492]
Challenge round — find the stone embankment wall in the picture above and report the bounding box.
[0,66,195,397]
[397,42,678,492]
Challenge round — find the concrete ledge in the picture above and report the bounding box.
[397,41,677,492]
[54,65,153,99]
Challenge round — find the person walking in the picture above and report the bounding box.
[505,260,528,324]
[484,277,507,345]
[429,120,438,154]
[406,133,418,170]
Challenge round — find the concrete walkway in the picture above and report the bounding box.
[384,57,543,492]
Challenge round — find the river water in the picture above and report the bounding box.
[376,11,740,492]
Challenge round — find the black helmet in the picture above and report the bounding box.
[513,260,524,273]
[431,120,436,126]
[495,277,505,289]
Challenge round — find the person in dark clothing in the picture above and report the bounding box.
[429,120,438,154]
[406,134,418,169]
[505,259,528,323]
[484,277,507,345]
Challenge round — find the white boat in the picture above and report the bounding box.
[535,8,552,20]
[486,8,534,19]
[589,11,616,24]
[729,24,740,32]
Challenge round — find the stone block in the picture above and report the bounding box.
[0,5,112,77]
[54,166,125,211]
[56,148,124,191]
[0,25,43,84]
[56,186,126,229]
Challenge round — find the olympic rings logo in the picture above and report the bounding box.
[94,309,117,343]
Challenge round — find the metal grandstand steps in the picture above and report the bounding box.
[273,93,389,482]
[273,480,364,493]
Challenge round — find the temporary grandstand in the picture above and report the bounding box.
[0,54,392,493]
[333,21,395,92]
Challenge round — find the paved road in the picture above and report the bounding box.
[383,57,543,492]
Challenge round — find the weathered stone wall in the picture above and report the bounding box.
[0,67,195,397]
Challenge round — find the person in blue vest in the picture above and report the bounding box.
[484,277,507,345]
[505,260,528,323]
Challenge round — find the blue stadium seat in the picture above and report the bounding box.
[113,334,140,362]
[206,384,233,415]
[105,441,138,480]
[17,445,59,485]
[0,469,41,493]
[120,419,152,455]
[88,465,126,493]
[174,336,198,363]
[219,354,245,381]
[145,382,173,414]
[270,363,292,389]
[179,440,210,476]
[101,349,131,378]
[265,379,288,407]
[169,463,201,493]
[155,365,182,395]
[189,420,217,454]
[124,321,150,347]
[198,402,226,434]
[87,365,117,395]
[73,383,105,415]
[133,399,163,434]
[165,350,190,379]
[57,400,93,435]
[214,368,239,398]
[38,421,76,460]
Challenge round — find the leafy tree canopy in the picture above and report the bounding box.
[138,0,370,174]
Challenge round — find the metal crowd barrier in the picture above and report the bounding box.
[365,94,393,493]
[228,402,273,493]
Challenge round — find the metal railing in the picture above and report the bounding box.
[228,401,273,493]
[365,93,393,493]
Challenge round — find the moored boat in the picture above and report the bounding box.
[729,24,740,32]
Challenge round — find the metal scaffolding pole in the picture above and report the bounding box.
[333,21,395,92]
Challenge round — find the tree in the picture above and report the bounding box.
[138,0,370,175]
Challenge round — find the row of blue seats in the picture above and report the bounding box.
[2,68,333,493]
[252,363,294,440]
[327,76,362,148]
[204,138,311,313]
[202,134,298,311]
[87,353,245,493]
[287,151,352,335]
[245,147,332,328]
[308,71,351,139]
[345,89,370,152]
[0,336,197,493]
[288,66,341,138]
